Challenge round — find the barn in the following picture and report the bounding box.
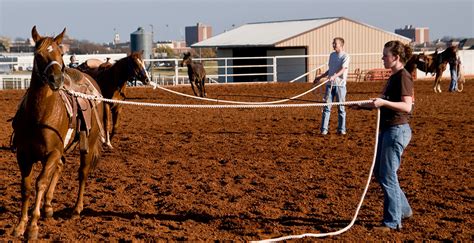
[192,17,411,82]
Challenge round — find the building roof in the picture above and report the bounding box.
[193,17,339,48]
[192,17,410,48]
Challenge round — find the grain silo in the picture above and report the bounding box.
[130,27,152,60]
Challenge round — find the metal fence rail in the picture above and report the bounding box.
[1,50,472,90]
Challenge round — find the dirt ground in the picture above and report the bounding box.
[0,79,472,241]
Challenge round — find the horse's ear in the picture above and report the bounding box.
[31,26,41,43]
[54,27,66,45]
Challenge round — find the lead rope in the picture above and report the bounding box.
[253,108,380,242]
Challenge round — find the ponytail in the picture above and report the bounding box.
[384,40,413,64]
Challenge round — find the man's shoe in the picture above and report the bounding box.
[373,226,394,232]
[321,130,328,135]
[337,131,346,135]
[402,211,413,219]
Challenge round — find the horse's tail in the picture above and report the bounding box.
[90,103,105,172]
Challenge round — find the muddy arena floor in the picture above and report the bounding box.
[0,79,472,241]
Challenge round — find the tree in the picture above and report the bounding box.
[155,45,175,58]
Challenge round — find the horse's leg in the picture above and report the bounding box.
[204,77,207,97]
[110,104,121,140]
[103,103,113,149]
[195,79,202,97]
[42,157,65,218]
[190,78,198,96]
[73,150,93,217]
[436,69,443,93]
[433,74,440,93]
[13,154,34,237]
[200,77,206,97]
[26,150,61,240]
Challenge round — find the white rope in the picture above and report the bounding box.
[253,108,381,242]
[288,63,327,83]
[149,80,329,105]
[64,86,380,240]
[64,89,372,109]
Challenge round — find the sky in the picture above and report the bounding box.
[0,0,473,44]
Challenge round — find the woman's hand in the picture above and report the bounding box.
[372,98,386,108]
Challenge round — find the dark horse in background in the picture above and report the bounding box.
[78,52,150,148]
[181,52,207,97]
[405,46,457,93]
[11,26,104,239]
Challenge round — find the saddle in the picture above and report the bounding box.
[60,68,105,152]
[77,58,115,78]
[417,54,435,76]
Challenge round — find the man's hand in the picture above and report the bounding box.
[313,76,321,84]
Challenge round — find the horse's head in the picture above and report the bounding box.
[31,26,66,90]
[128,51,150,85]
[181,52,192,67]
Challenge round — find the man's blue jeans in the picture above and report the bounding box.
[321,85,346,133]
[449,68,458,92]
[374,124,412,229]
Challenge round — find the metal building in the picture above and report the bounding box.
[192,17,411,82]
[130,27,153,60]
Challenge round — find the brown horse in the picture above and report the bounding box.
[11,26,104,239]
[405,46,458,93]
[181,52,207,97]
[79,52,150,148]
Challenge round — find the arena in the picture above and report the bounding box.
[0,80,472,241]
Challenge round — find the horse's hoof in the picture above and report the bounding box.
[71,213,80,220]
[26,225,39,240]
[44,208,54,218]
[13,224,25,237]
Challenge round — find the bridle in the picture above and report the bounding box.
[33,44,65,89]
[128,57,150,83]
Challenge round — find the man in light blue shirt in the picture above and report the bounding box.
[313,37,350,135]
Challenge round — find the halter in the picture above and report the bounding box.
[34,59,65,88]
[127,57,150,82]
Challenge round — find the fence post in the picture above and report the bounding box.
[273,56,277,82]
[174,59,179,85]
[225,58,228,83]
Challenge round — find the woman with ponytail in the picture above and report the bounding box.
[352,40,414,231]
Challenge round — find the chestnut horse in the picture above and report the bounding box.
[405,46,457,93]
[11,26,104,239]
[79,52,150,148]
[181,52,207,97]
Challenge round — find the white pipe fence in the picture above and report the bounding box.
[1,50,473,90]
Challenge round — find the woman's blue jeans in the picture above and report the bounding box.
[321,85,346,133]
[374,124,412,229]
